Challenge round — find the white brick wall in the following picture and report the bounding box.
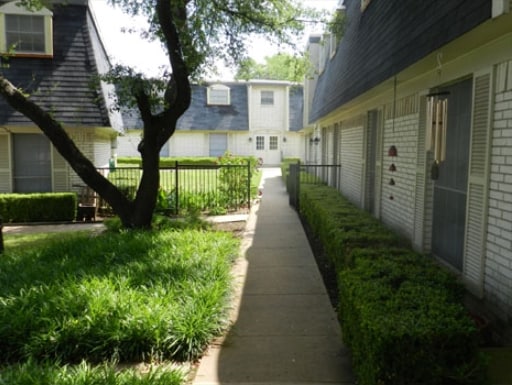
[485,61,512,317]
[380,114,419,238]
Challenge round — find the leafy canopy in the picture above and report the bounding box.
[235,53,308,82]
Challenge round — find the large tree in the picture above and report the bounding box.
[0,0,315,229]
[235,53,308,82]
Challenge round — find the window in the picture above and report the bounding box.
[269,136,278,150]
[6,14,45,53]
[12,133,51,192]
[261,90,274,105]
[0,1,53,56]
[256,136,265,150]
[207,84,230,105]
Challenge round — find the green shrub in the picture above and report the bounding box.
[298,182,485,385]
[0,193,76,223]
[338,255,482,385]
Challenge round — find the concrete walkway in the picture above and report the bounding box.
[192,168,354,385]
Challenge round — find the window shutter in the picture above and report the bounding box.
[413,95,428,251]
[0,134,11,192]
[52,146,69,191]
[463,70,493,296]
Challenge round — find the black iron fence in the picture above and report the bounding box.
[287,163,342,210]
[96,162,253,216]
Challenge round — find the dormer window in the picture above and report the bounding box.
[207,84,230,105]
[261,90,274,105]
[0,1,53,57]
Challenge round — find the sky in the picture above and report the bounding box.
[90,0,339,79]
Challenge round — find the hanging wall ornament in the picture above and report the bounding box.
[425,92,449,180]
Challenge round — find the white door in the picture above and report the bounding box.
[254,135,281,165]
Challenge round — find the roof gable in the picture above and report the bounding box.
[0,2,112,127]
[177,83,249,131]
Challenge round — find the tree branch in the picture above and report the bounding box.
[0,75,131,210]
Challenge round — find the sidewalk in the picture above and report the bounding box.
[192,168,354,385]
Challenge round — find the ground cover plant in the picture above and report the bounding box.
[0,225,240,384]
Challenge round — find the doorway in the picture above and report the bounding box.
[431,78,472,271]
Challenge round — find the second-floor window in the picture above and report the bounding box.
[207,85,230,105]
[261,90,274,105]
[0,1,53,56]
[5,14,45,53]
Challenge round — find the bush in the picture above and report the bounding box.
[339,255,481,385]
[298,182,485,385]
[0,193,76,223]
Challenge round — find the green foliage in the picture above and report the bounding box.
[327,8,346,41]
[0,229,239,364]
[217,153,256,210]
[339,255,483,385]
[298,182,486,385]
[235,53,308,82]
[107,0,316,80]
[280,158,300,181]
[0,360,184,385]
[0,193,76,223]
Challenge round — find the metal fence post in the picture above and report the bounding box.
[288,163,300,210]
[174,161,179,216]
[247,160,251,210]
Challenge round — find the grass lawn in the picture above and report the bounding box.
[0,223,240,384]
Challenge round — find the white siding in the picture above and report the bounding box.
[169,132,208,157]
[0,134,11,192]
[250,85,287,131]
[52,145,69,192]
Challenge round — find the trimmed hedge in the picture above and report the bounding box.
[0,193,76,223]
[117,155,260,168]
[298,183,484,385]
[118,156,219,167]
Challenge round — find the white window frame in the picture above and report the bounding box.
[207,84,230,106]
[260,90,274,106]
[269,136,279,151]
[0,1,53,57]
[256,135,265,150]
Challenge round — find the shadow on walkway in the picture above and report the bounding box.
[193,168,354,385]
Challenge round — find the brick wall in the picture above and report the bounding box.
[380,113,419,239]
[485,60,512,318]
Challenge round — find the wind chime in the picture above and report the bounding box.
[425,93,448,180]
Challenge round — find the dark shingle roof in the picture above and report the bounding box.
[310,0,491,122]
[0,2,111,127]
[176,83,249,131]
[122,82,304,132]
